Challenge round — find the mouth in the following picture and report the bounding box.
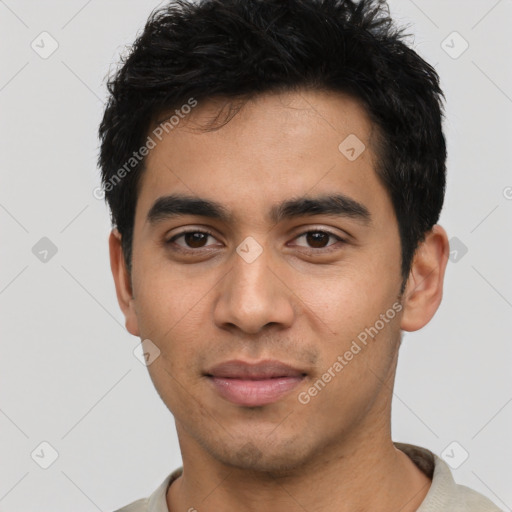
[205,359,307,407]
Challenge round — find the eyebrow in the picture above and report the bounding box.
[146,193,372,227]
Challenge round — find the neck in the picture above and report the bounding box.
[167,416,431,512]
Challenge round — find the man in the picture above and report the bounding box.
[99,0,501,510]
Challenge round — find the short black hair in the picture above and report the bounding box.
[98,0,446,294]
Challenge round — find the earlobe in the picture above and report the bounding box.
[109,229,140,336]
[400,224,450,332]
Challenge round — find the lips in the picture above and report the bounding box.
[205,359,307,407]
[206,359,306,379]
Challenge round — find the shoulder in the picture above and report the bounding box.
[429,454,502,511]
[395,443,503,511]
[446,481,503,511]
[112,467,183,512]
[113,497,148,512]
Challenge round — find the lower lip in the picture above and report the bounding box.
[208,376,305,407]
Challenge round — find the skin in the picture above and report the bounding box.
[109,89,449,512]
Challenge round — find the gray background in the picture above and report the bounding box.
[1,0,511,510]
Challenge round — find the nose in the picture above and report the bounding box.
[213,246,295,335]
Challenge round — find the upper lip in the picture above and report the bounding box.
[205,359,307,379]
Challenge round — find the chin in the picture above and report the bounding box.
[207,435,314,477]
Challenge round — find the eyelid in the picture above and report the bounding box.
[289,229,347,251]
[290,224,349,240]
[166,226,348,251]
[166,227,218,246]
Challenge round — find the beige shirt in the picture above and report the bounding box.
[114,443,502,511]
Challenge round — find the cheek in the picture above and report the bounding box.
[301,314,400,430]
[140,301,208,413]
[132,255,203,336]
[133,267,213,375]
[290,263,385,331]
[294,263,402,374]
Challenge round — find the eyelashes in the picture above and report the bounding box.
[165,228,347,254]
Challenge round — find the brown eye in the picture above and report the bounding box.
[183,232,209,248]
[167,229,217,250]
[305,231,331,248]
[293,230,345,251]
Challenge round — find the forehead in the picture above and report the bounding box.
[135,88,393,230]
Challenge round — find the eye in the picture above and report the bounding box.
[165,228,346,253]
[291,230,346,252]
[166,229,219,250]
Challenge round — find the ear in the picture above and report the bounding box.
[400,224,450,332]
[109,228,140,337]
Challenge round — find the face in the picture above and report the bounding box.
[115,89,415,474]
